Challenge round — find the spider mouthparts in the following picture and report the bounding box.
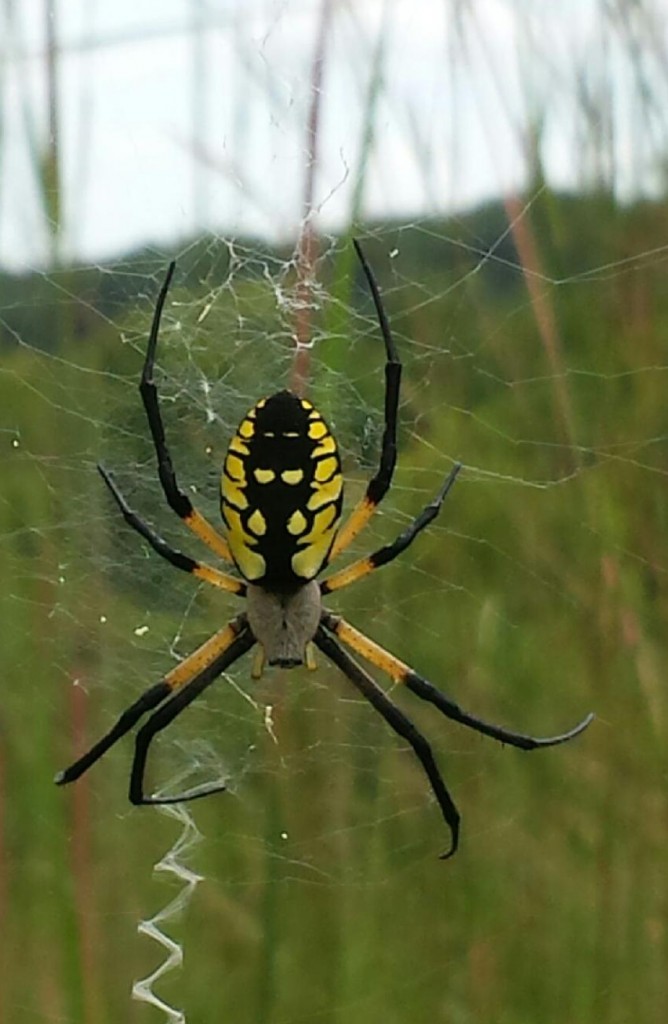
[268,657,303,669]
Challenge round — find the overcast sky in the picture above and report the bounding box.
[1,0,666,270]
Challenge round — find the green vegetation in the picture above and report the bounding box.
[1,193,667,1022]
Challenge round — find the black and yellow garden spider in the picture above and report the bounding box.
[56,242,593,858]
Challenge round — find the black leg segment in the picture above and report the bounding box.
[315,624,460,859]
[138,261,197,522]
[368,463,462,570]
[130,627,255,805]
[404,672,594,750]
[97,463,245,595]
[55,681,171,786]
[98,462,201,575]
[353,239,402,506]
[321,463,462,594]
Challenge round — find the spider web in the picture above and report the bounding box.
[2,3,667,1023]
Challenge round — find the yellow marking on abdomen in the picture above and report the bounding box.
[232,545,266,581]
[254,468,276,484]
[229,436,250,457]
[248,509,267,536]
[292,504,339,578]
[221,475,248,510]
[225,454,245,481]
[308,420,327,440]
[281,468,304,485]
[307,475,342,511]
[312,435,337,458]
[310,504,338,536]
[315,457,337,482]
[287,509,307,535]
[239,419,255,439]
[224,507,266,581]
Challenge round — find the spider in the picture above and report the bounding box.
[55,241,593,858]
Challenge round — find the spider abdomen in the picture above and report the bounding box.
[220,390,343,591]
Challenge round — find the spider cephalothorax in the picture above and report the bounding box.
[56,242,593,858]
[245,580,321,670]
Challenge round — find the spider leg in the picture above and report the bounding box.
[131,625,255,805]
[328,240,402,562]
[98,464,245,596]
[321,612,594,749]
[139,261,233,563]
[55,681,173,787]
[314,624,460,859]
[55,616,252,789]
[321,463,461,594]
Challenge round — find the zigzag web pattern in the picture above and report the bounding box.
[132,799,205,1023]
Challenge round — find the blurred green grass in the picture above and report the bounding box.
[1,197,667,1022]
